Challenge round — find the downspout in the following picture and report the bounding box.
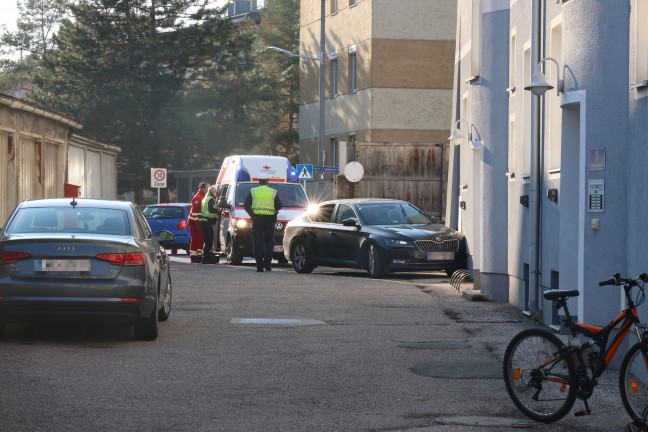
[447,9,462,230]
[528,0,542,314]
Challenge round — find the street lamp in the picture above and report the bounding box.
[265,0,325,170]
[524,57,564,96]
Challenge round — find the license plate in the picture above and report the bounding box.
[427,252,454,261]
[273,245,284,253]
[36,259,91,272]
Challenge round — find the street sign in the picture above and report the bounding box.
[296,163,313,181]
[151,168,167,188]
[314,165,339,173]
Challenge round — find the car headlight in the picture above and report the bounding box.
[385,238,414,247]
[235,218,250,229]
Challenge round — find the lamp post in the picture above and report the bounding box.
[266,0,325,170]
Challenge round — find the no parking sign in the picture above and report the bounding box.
[151,168,167,188]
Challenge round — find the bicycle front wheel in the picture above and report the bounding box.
[503,328,576,423]
[620,342,648,428]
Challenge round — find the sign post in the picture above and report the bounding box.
[151,168,167,204]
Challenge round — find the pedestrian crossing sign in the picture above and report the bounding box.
[296,164,314,181]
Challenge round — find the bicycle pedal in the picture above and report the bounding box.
[574,410,591,417]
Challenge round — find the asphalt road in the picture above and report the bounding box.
[0,254,630,431]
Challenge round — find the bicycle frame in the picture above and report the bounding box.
[558,283,645,381]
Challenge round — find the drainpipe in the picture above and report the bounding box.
[528,0,542,314]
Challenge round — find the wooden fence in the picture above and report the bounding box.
[334,142,448,219]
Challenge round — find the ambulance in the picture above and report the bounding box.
[214,155,310,265]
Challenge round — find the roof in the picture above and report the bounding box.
[319,198,410,205]
[0,93,83,129]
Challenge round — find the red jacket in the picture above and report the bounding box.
[189,189,206,225]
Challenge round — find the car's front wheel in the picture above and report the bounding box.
[226,236,243,265]
[367,243,386,278]
[158,274,172,322]
[291,241,314,273]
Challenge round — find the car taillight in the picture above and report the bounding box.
[121,297,145,302]
[0,252,31,264]
[178,219,188,230]
[96,252,146,266]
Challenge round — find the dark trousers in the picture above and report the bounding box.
[252,215,275,269]
[202,220,215,261]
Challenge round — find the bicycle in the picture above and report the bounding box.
[503,273,648,429]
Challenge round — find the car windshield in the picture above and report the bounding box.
[356,203,438,226]
[235,183,309,208]
[6,207,131,235]
[143,206,186,219]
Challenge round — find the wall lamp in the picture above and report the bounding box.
[448,119,473,144]
[524,57,564,96]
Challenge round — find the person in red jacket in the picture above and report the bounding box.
[189,182,209,263]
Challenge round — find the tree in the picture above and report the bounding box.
[253,0,301,162]
[0,0,68,61]
[31,0,262,200]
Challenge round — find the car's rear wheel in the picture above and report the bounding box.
[134,296,159,341]
[291,241,314,273]
[158,274,172,322]
[226,236,243,265]
[0,316,5,337]
[367,243,386,279]
[171,248,178,255]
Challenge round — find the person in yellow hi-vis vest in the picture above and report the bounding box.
[201,185,220,264]
[244,173,283,272]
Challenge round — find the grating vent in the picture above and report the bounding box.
[415,239,459,252]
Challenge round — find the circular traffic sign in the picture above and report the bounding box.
[153,169,166,181]
[344,161,364,183]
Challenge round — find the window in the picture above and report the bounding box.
[331,0,338,14]
[348,45,357,93]
[349,0,357,6]
[509,30,516,93]
[470,0,481,79]
[508,116,516,177]
[334,204,356,223]
[330,53,338,97]
[635,0,648,87]
[548,20,563,172]
[522,44,531,177]
[310,203,335,223]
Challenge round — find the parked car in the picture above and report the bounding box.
[143,203,191,255]
[0,198,174,340]
[283,199,467,278]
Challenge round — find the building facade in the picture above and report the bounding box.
[447,0,647,338]
[299,0,456,199]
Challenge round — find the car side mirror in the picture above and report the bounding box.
[217,198,230,209]
[157,230,176,247]
[342,218,360,228]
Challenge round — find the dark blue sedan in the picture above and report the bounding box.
[283,199,467,278]
[0,198,173,340]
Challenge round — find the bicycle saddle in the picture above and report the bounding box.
[543,290,580,300]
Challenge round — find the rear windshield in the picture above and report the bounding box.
[6,207,131,235]
[234,183,309,208]
[143,206,187,219]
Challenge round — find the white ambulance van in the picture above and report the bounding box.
[214,155,310,265]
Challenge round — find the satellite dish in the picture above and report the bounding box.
[344,161,364,183]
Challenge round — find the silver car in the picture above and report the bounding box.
[0,198,173,340]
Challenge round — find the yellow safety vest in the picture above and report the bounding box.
[201,195,217,221]
[250,186,277,216]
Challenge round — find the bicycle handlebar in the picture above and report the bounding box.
[598,272,648,287]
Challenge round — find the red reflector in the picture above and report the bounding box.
[96,252,146,266]
[178,219,188,230]
[0,252,31,264]
[121,297,144,302]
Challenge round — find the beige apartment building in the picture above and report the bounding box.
[299,0,456,187]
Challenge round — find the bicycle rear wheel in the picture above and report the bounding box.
[503,328,576,422]
[620,342,648,428]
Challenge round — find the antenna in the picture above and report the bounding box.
[70,197,78,208]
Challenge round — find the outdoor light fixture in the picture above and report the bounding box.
[448,119,473,144]
[524,57,564,96]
